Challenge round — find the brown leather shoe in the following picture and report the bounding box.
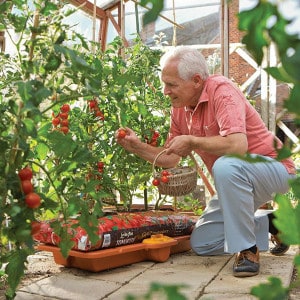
[270,235,290,256]
[233,249,260,277]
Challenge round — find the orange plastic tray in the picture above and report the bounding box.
[37,235,191,272]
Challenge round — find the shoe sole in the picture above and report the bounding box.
[270,247,290,256]
[233,271,259,277]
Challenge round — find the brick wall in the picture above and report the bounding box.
[227,0,254,85]
[227,0,293,124]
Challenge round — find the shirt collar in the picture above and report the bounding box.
[184,80,209,113]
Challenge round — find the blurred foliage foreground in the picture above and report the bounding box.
[0,0,299,300]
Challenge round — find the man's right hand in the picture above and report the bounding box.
[115,127,142,153]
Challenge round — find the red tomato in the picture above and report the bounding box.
[161,170,169,176]
[21,180,33,194]
[152,131,160,138]
[89,100,98,110]
[161,175,169,183]
[97,161,104,169]
[117,129,127,138]
[25,193,41,209]
[59,112,68,119]
[31,221,41,235]
[52,117,60,126]
[152,178,160,186]
[60,119,69,127]
[60,126,69,134]
[60,104,70,113]
[18,167,33,181]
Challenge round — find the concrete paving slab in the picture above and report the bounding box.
[83,261,156,283]
[13,292,56,300]
[17,273,121,300]
[12,242,298,300]
[106,252,233,300]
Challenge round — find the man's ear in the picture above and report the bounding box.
[192,74,203,87]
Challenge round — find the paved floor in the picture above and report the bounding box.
[13,240,298,300]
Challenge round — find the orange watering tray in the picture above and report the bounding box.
[37,234,191,272]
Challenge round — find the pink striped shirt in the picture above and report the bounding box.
[166,75,296,175]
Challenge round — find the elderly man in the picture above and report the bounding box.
[116,46,296,277]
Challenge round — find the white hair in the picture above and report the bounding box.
[160,46,209,81]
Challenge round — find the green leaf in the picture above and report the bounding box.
[289,177,300,201]
[51,221,74,258]
[281,44,300,81]
[275,145,292,161]
[35,142,50,160]
[0,1,12,14]
[251,277,289,300]
[294,254,300,268]
[238,2,275,64]
[5,248,30,298]
[17,81,33,102]
[273,194,300,245]
[47,130,76,157]
[59,236,75,258]
[22,118,37,137]
[40,1,58,16]
[265,66,296,84]
[284,84,300,115]
[79,205,99,245]
[140,0,164,26]
[137,102,148,116]
[45,53,62,71]
[269,14,299,56]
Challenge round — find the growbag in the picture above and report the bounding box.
[34,211,196,252]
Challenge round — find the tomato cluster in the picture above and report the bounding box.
[18,167,41,209]
[88,99,105,121]
[145,130,160,147]
[52,103,71,134]
[152,170,170,186]
[85,161,105,194]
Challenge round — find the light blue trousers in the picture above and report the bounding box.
[190,155,295,255]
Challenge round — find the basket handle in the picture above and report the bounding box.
[152,149,168,175]
[153,149,215,197]
[153,149,198,170]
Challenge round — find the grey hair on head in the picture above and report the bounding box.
[160,46,209,81]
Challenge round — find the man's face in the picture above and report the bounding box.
[161,60,202,108]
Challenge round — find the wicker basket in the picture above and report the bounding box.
[152,150,197,197]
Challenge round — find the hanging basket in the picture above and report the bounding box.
[152,149,197,197]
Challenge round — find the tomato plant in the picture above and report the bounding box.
[0,1,169,297]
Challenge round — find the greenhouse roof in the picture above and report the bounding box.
[69,0,126,15]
